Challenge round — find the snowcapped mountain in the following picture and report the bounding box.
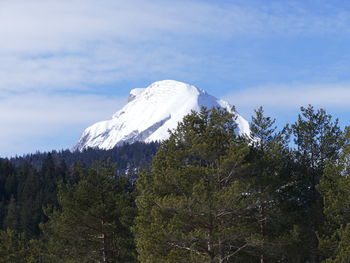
[74,80,250,151]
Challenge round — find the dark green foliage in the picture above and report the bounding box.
[0,142,158,261]
[248,107,294,261]
[135,108,263,262]
[290,105,343,262]
[0,228,46,263]
[0,105,349,262]
[0,229,29,263]
[3,197,18,231]
[291,105,342,212]
[42,162,137,263]
[10,141,160,172]
[135,105,350,263]
[318,127,350,262]
[16,155,67,238]
[292,105,342,171]
[0,142,158,237]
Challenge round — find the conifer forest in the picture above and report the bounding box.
[0,106,349,263]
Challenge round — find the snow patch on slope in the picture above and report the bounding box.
[74,80,250,151]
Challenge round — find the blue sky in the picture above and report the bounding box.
[1,0,350,157]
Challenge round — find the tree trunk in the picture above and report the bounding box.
[218,237,223,263]
[101,219,106,263]
[260,203,265,263]
[208,221,215,263]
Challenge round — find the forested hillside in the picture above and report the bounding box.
[0,142,159,260]
[10,141,160,171]
[0,106,349,262]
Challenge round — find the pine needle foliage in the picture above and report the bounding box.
[135,107,261,263]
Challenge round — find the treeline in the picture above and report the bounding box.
[0,106,349,262]
[10,141,160,171]
[0,142,158,262]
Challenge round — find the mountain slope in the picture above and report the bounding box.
[74,80,250,151]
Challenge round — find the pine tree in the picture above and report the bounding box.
[40,153,58,206]
[17,165,42,237]
[135,107,261,263]
[3,196,18,231]
[0,229,28,263]
[318,127,350,262]
[42,162,137,263]
[248,107,294,262]
[291,105,342,262]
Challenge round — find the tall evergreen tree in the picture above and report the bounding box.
[17,164,43,237]
[248,107,294,262]
[291,105,343,262]
[0,229,28,263]
[318,127,350,262]
[42,162,137,263]
[135,107,261,263]
[3,196,18,231]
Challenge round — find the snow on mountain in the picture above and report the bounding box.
[73,80,250,151]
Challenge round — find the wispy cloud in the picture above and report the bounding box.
[0,93,126,156]
[226,83,350,109]
[223,82,350,131]
[1,0,350,155]
[1,0,350,92]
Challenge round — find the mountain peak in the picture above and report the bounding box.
[74,80,250,151]
[149,79,200,90]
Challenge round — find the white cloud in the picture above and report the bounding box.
[1,0,349,92]
[1,0,350,155]
[226,83,350,109]
[224,83,350,130]
[0,93,126,156]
